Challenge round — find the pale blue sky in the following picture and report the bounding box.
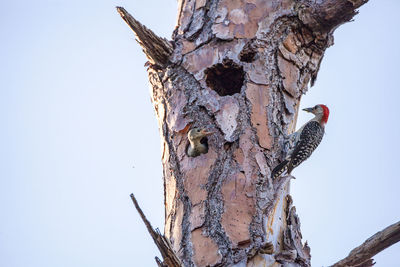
[1,1,399,267]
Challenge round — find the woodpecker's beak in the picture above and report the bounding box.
[302,107,313,113]
[200,129,213,136]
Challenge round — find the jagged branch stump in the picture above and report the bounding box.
[117,7,173,66]
[130,194,182,267]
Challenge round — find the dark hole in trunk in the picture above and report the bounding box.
[205,59,244,96]
[239,49,257,63]
[239,42,257,63]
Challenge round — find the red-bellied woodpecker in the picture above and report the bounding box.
[187,128,213,157]
[272,104,329,179]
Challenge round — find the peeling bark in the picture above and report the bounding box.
[117,0,375,266]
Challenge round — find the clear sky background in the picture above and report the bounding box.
[1,0,399,266]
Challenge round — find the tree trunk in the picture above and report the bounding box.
[118,1,370,266]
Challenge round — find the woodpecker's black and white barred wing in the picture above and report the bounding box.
[286,121,324,174]
[271,158,289,179]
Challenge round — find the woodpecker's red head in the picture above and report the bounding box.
[302,104,329,124]
[319,104,329,124]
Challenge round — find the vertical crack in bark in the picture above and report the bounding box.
[204,150,234,265]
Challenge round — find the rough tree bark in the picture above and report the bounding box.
[118,1,398,266]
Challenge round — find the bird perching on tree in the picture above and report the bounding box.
[272,104,330,179]
[187,128,213,157]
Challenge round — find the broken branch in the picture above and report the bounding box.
[298,0,369,33]
[117,7,173,66]
[130,193,182,267]
[330,221,400,267]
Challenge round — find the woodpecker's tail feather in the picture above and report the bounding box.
[271,159,289,179]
